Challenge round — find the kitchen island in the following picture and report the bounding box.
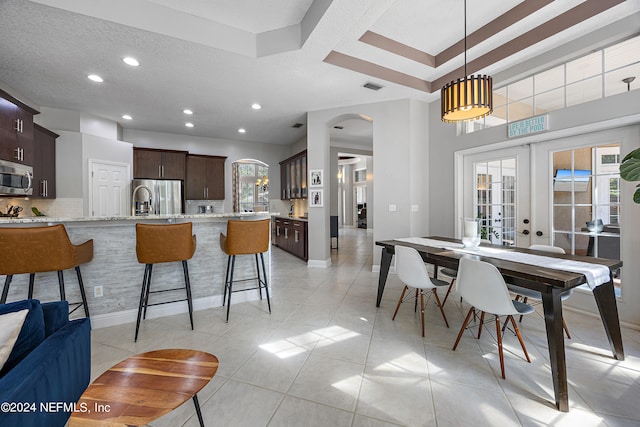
[0,213,274,328]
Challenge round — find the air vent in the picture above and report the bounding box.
[333,126,343,130]
[363,82,383,91]
[292,123,304,128]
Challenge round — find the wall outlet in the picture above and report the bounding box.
[388,204,396,212]
[411,204,419,212]
[94,285,103,298]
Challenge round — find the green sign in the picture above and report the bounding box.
[508,115,548,138]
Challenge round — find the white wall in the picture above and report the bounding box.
[306,99,430,266]
[123,129,290,213]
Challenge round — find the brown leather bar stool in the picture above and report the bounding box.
[135,222,196,342]
[0,224,93,318]
[220,219,271,322]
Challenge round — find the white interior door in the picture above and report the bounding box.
[461,146,531,247]
[89,160,130,217]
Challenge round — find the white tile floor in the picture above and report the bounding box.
[89,228,640,427]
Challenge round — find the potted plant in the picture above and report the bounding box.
[620,147,640,204]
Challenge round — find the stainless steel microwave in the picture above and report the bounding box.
[0,159,33,196]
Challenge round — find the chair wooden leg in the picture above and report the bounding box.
[392,286,408,321]
[477,311,486,339]
[432,288,449,328]
[496,316,506,379]
[508,315,531,363]
[420,290,425,337]
[414,288,418,313]
[442,279,455,306]
[1,275,12,303]
[562,317,571,340]
[453,307,475,351]
[183,260,194,330]
[28,273,35,299]
[260,253,271,314]
[75,266,90,318]
[519,297,528,323]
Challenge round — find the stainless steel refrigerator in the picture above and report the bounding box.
[131,179,183,215]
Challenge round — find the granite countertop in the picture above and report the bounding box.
[0,212,277,224]
[275,216,308,222]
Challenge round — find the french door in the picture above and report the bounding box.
[461,146,531,247]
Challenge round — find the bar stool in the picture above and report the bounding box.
[0,224,93,318]
[134,222,197,342]
[220,219,271,322]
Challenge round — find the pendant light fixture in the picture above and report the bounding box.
[441,0,493,123]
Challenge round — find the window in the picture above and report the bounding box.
[232,160,269,212]
[461,35,640,134]
[551,144,621,292]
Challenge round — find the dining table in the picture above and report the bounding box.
[375,236,624,412]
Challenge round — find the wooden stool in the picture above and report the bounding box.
[134,222,196,342]
[220,219,271,322]
[0,224,92,318]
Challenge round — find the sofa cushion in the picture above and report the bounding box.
[42,301,70,338]
[0,300,45,376]
[0,309,29,372]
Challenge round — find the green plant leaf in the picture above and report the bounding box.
[620,157,640,182]
[622,147,640,163]
[634,186,640,204]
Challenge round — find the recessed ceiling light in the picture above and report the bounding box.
[122,57,140,67]
[251,103,262,110]
[87,74,103,83]
[122,114,132,120]
[238,128,246,134]
[185,122,194,128]
[183,109,193,115]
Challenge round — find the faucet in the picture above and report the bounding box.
[131,185,153,216]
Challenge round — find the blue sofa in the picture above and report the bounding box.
[0,300,91,427]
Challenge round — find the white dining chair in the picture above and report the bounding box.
[507,244,573,339]
[392,245,450,337]
[440,239,491,306]
[452,257,534,379]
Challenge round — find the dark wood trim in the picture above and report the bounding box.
[279,149,307,165]
[0,88,39,115]
[33,123,58,138]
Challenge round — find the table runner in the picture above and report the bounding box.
[394,237,610,289]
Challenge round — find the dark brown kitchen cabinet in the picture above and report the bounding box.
[279,150,307,200]
[133,147,187,180]
[31,124,57,199]
[185,154,226,200]
[0,89,38,165]
[274,216,307,261]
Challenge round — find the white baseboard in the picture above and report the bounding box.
[307,259,331,268]
[88,289,266,329]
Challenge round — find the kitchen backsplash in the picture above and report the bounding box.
[1,198,83,218]
[185,200,224,214]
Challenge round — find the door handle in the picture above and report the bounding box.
[536,231,543,237]
[522,230,530,235]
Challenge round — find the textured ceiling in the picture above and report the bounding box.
[0,0,638,148]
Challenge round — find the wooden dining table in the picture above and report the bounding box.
[375,237,624,412]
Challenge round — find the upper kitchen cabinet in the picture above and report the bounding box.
[31,124,57,199]
[133,147,187,180]
[279,150,307,200]
[186,154,226,200]
[0,89,38,166]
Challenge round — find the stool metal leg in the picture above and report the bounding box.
[135,264,151,342]
[182,260,194,330]
[192,394,205,427]
[28,273,35,299]
[75,266,90,318]
[1,275,12,303]
[255,254,263,300]
[260,253,271,314]
[57,271,66,300]
[222,255,231,307]
[143,264,154,320]
[225,255,236,322]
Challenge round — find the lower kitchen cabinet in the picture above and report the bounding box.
[274,217,307,261]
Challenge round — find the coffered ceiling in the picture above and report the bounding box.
[0,0,638,147]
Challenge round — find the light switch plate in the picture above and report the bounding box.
[389,204,396,212]
[411,204,419,212]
